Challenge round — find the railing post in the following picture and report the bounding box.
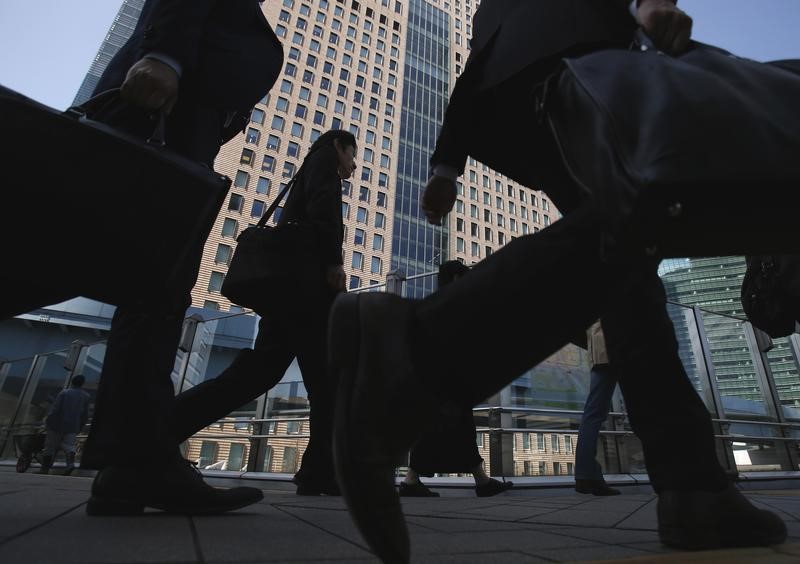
[64,340,85,386]
[385,269,406,296]
[174,314,203,393]
[487,401,514,477]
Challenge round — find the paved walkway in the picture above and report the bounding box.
[1,467,799,563]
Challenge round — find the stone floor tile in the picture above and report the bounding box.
[521,509,637,528]
[0,510,197,563]
[533,544,652,561]
[544,526,661,545]
[406,515,547,534]
[414,550,549,563]
[411,528,600,555]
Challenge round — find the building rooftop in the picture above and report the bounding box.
[1,467,799,563]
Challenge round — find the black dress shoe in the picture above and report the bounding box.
[575,478,621,496]
[658,484,787,550]
[330,293,437,564]
[399,482,440,497]
[86,458,263,516]
[475,478,513,497]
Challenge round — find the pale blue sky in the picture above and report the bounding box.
[0,0,798,110]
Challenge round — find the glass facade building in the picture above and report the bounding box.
[390,0,450,297]
[72,0,145,106]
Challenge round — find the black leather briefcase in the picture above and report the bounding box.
[542,33,800,257]
[0,85,231,318]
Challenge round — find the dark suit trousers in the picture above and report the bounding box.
[414,203,728,493]
[169,287,339,482]
[80,100,227,469]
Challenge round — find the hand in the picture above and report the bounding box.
[421,175,457,226]
[637,0,693,55]
[120,57,180,114]
[326,264,346,291]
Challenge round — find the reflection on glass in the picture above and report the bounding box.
[702,313,767,416]
[766,336,800,419]
[731,440,783,472]
[666,303,712,406]
[510,345,592,411]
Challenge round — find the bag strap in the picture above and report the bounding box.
[256,165,305,228]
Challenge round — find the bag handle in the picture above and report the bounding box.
[66,88,168,147]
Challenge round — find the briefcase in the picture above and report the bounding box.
[542,33,800,257]
[221,176,320,315]
[0,85,231,318]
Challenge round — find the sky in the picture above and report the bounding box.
[0,0,799,110]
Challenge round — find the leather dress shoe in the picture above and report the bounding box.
[475,478,513,497]
[657,484,787,550]
[330,293,437,564]
[575,478,621,496]
[86,458,263,515]
[398,481,440,497]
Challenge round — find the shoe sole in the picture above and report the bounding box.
[330,293,411,564]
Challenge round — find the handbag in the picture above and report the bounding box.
[741,255,800,338]
[0,86,231,318]
[541,31,800,258]
[221,173,319,314]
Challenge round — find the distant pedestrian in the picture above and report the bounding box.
[575,321,621,496]
[40,375,90,475]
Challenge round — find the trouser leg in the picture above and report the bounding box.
[79,98,224,470]
[601,263,728,492]
[294,290,339,484]
[171,344,294,444]
[575,365,617,481]
[415,203,638,406]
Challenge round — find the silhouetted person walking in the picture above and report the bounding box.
[39,375,90,475]
[327,1,788,561]
[170,130,357,496]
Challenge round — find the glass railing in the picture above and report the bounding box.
[3,268,800,479]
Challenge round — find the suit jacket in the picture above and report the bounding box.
[95,0,283,142]
[280,146,345,267]
[431,0,637,211]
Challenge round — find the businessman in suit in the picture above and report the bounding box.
[74,0,285,515]
[328,0,787,561]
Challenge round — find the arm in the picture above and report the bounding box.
[121,0,217,113]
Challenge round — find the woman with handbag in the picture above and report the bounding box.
[170,129,357,496]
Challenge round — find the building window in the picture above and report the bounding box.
[370,256,381,274]
[551,435,560,453]
[537,433,545,451]
[198,442,218,468]
[374,212,385,228]
[221,218,238,238]
[250,108,265,124]
[245,128,260,144]
[354,228,365,245]
[565,435,573,454]
[214,243,233,264]
[352,251,364,270]
[271,115,285,131]
[356,206,368,223]
[203,300,219,311]
[266,134,280,151]
[234,170,249,188]
[282,446,298,473]
[208,271,225,292]
[262,155,275,172]
[359,186,370,202]
[349,275,361,289]
[240,148,254,166]
[256,177,270,195]
[228,193,243,212]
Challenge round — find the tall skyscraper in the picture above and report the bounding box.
[72,0,145,106]
[192,0,552,309]
[660,257,800,412]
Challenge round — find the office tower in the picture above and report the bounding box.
[660,257,800,412]
[194,0,555,309]
[72,0,145,106]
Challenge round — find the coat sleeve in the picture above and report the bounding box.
[430,75,473,174]
[302,148,345,266]
[141,0,218,71]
